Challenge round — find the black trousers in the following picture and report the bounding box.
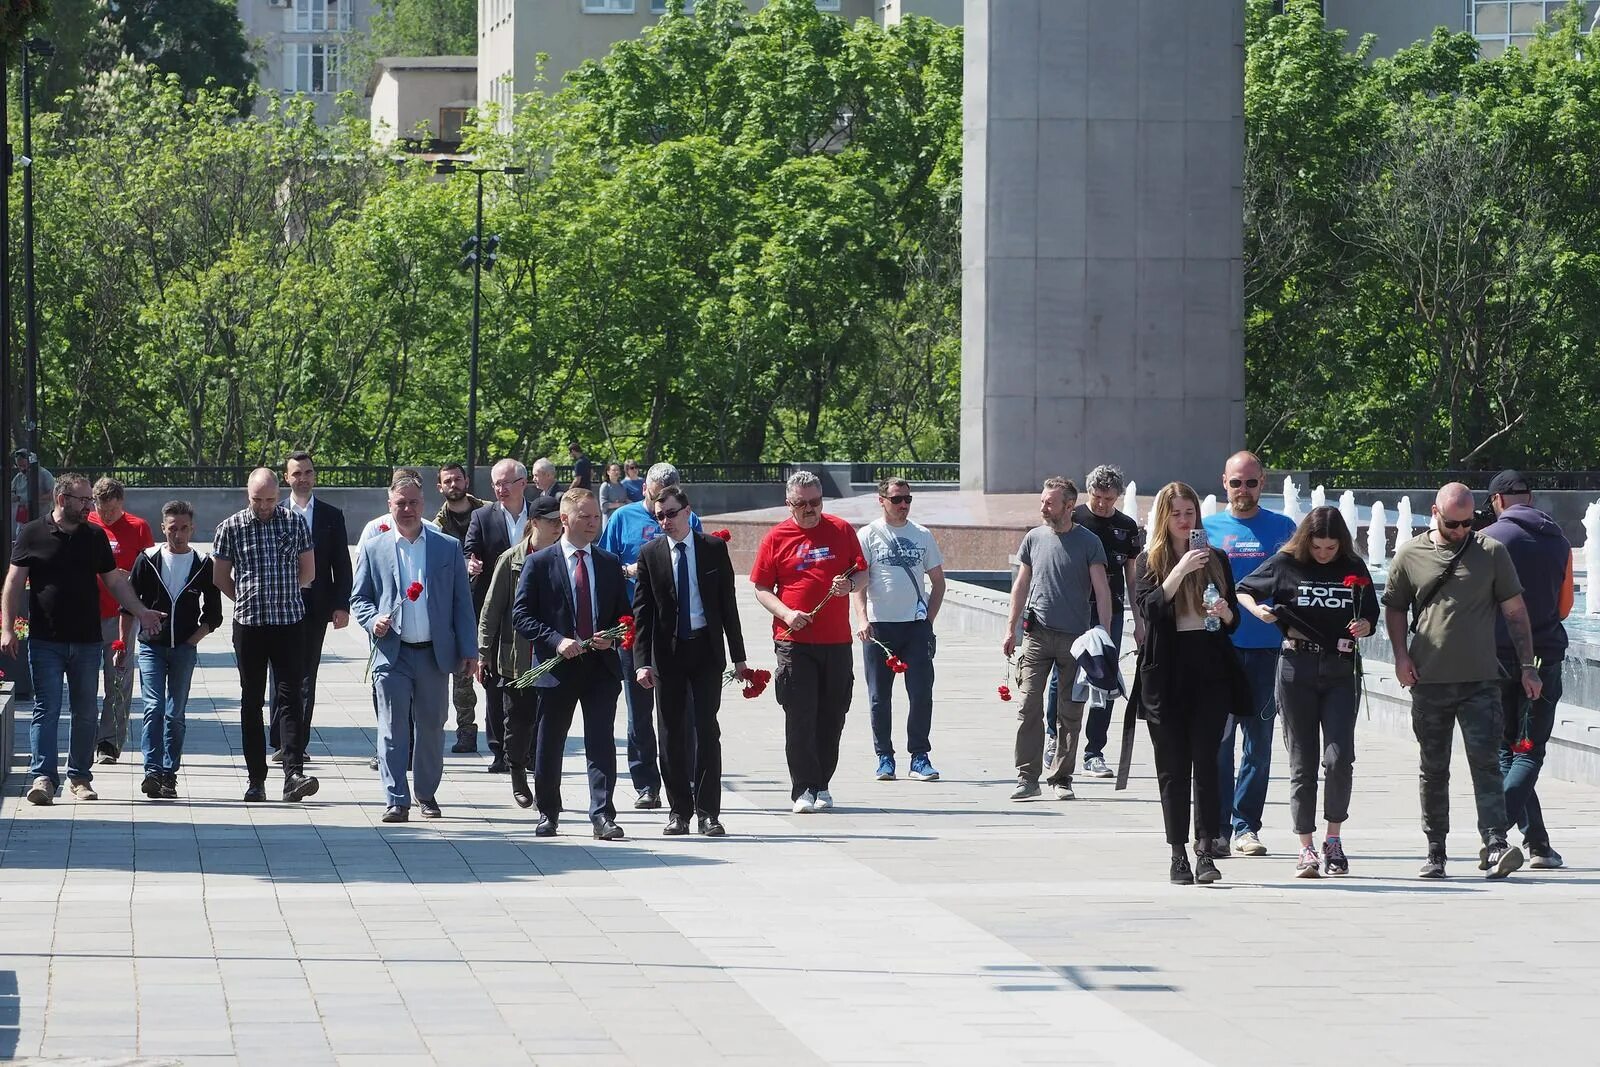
[501,679,540,768]
[269,602,330,758]
[235,621,306,781]
[481,671,508,757]
[657,635,725,818]
[1147,632,1231,846]
[533,660,621,820]
[774,641,853,801]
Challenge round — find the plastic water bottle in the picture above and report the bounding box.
[1203,582,1222,632]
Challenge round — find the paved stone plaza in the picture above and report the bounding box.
[4,592,1600,1066]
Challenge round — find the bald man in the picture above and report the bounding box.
[1383,482,1540,880]
[214,468,321,803]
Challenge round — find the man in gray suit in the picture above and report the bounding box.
[351,475,479,823]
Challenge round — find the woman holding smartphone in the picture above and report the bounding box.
[1235,506,1378,878]
[1131,482,1250,885]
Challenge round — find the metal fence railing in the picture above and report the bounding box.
[74,465,401,489]
[849,462,960,485]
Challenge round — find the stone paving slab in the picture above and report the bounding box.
[3,586,1598,1065]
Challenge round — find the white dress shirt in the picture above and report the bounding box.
[559,536,599,629]
[289,494,315,534]
[396,530,432,643]
[666,532,706,631]
[501,501,528,548]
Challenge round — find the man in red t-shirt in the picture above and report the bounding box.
[750,471,866,814]
[88,477,156,761]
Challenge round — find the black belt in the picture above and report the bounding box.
[1282,637,1354,656]
[402,640,434,650]
[678,628,708,641]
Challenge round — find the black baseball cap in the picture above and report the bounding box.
[1487,470,1531,498]
[529,496,562,521]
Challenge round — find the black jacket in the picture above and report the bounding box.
[1484,504,1571,660]
[300,498,352,621]
[633,531,747,672]
[1129,547,1250,725]
[465,501,526,614]
[124,547,223,647]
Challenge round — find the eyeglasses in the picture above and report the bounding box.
[1227,478,1261,490]
[1439,517,1474,530]
[63,494,92,504]
[885,494,913,505]
[654,506,685,521]
[788,497,823,511]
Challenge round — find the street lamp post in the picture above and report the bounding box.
[437,160,524,494]
[1,49,13,562]
[21,38,54,523]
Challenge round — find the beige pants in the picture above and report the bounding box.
[1013,626,1086,785]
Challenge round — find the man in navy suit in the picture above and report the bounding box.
[351,475,479,823]
[271,450,352,764]
[633,485,746,836]
[463,457,531,768]
[513,488,630,840]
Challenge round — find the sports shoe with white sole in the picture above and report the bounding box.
[792,789,817,814]
[1233,830,1267,856]
[1083,755,1114,778]
[1052,784,1075,801]
[26,776,52,806]
[908,755,940,781]
[813,790,834,811]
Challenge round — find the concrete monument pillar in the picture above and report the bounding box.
[960,0,1246,493]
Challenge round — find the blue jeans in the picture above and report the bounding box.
[618,642,661,793]
[1499,657,1562,847]
[1045,610,1125,761]
[28,639,103,789]
[1217,647,1279,838]
[138,641,198,776]
[864,620,935,758]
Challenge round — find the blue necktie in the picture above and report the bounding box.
[676,542,693,640]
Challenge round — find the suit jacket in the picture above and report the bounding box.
[633,531,746,673]
[512,541,629,684]
[464,500,527,614]
[350,525,478,676]
[301,498,352,620]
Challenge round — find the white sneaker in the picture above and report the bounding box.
[813,790,834,811]
[68,779,99,802]
[1052,784,1075,801]
[792,790,817,814]
[1233,830,1267,856]
[26,776,52,805]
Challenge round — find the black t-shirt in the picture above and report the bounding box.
[1236,552,1380,647]
[11,516,117,643]
[1072,504,1144,606]
[572,455,592,490]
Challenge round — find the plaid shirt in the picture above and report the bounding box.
[213,505,314,626]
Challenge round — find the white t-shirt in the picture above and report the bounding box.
[160,547,193,605]
[858,519,944,623]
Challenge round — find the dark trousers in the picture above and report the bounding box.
[1499,657,1563,848]
[1046,609,1124,759]
[235,621,306,781]
[1149,633,1231,846]
[533,661,621,820]
[657,636,725,818]
[269,603,329,758]
[775,641,853,800]
[864,620,935,758]
[481,671,508,757]
[1277,649,1359,834]
[1410,680,1508,845]
[502,680,541,768]
[618,642,661,793]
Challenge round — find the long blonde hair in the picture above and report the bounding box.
[1146,481,1228,617]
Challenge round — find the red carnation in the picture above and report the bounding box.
[852,556,868,574]
[618,615,634,628]
[406,581,424,601]
[111,639,127,653]
[1342,574,1372,589]
[997,685,1012,702]
[379,523,391,533]
[1513,737,1535,755]
[712,529,732,542]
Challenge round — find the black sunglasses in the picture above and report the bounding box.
[886,494,913,505]
[1439,517,1474,531]
[654,506,686,521]
[1227,478,1261,489]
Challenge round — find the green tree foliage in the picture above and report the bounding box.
[369,0,475,57]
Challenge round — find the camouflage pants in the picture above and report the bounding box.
[451,668,478,739]
[1410,680,1508,845]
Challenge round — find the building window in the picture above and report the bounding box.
[584,0,636,13]
[294,0,352,32]
[1470,1,1600,58]
[285,43,346,94]
[815,0,841,8]
[439,108,468,143]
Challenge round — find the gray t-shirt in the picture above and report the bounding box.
[1018,523,1107,634]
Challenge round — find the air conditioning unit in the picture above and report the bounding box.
[268,0,291,8]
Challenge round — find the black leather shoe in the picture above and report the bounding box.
[487,755,508,774]
[1170,855,1195,885]
[510,766,534,808]
[664,814,690,836]
[535,814,558,837]
[159,775,178,800]
[592,816,625,840]
[418,797,442,819]
[1194,854,1221,884]
[634,788,661,810]
[282,772,320,802]
[141,773,164,799]
[451,735,477,754]
[382,806,409,823]
[243,781,268,803]
[697,815,726,837]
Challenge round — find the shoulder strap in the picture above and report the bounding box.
[1409,534,1478,634]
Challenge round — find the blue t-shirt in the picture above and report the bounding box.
[1203,508,1298,649]
[622,477,645,502]
[597,499,704,599]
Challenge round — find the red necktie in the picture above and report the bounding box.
[574,549,594,639]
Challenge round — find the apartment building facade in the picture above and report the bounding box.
[238,0,373,122]
[1318,0,1599,56]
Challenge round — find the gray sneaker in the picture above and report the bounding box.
[1529,844,1565,869]
[1083,755,1114,779]
[26,776,52,806]
[1042,741,1056,771]
[1233,830,1267,856]
[1010,779,1041,801]
[68,779,99,802]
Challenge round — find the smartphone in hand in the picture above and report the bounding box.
[1188,528,1209,552]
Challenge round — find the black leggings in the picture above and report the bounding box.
[1148,632,1232,846]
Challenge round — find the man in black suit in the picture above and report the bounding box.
[463,457,530,767]
[272,451,352,763]
[633,485,746,836]
[512,488,630,840]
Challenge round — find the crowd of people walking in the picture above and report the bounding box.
[2,447,1578,881]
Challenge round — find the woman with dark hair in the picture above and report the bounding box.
[599,462,630,521]
[1131,482,1248,885]
[1235,505,1378,878]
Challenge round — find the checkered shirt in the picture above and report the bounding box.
[212,505,313,626]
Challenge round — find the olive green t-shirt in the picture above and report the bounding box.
[1381,532,1522,683]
